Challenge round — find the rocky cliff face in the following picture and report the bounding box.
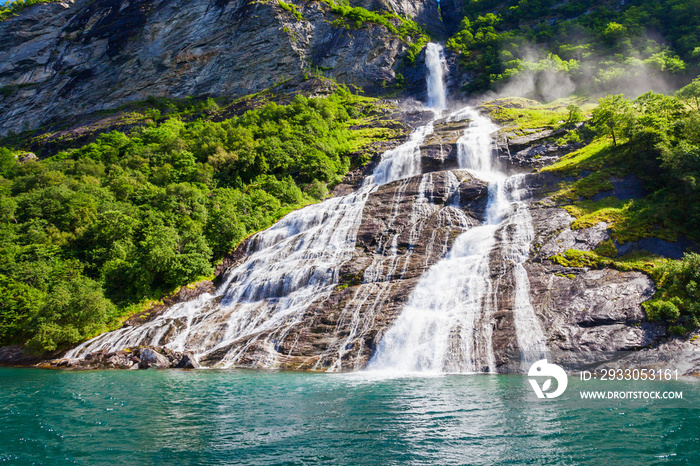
[515,173,700,373]
[0,0,452,136]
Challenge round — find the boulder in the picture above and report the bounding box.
[18,153,38,164]
[139,348,171,369]
[177,352,201,369]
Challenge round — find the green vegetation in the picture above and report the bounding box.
[324,1,424,39]
[534,81,700,333]
[321,0,429,64]
[643,253,700,333]
[0,87,391,353]
[481,96,594,133]
[0,0,57,21]
[541,82,700,245]
[447,0,699,94]
[278,0,303,21]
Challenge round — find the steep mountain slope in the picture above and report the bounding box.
[0,0,440,137]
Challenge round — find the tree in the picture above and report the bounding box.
[676,77,700,111]
[602,22,628,46]
[566,104,584,126]
[591,94,634,146]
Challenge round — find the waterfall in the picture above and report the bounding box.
[367,108,547,374]
[66,42,545,373]
[425,43,447,112]
[372,122,433,186]
[66,125,430,364]
[65,44,450,364]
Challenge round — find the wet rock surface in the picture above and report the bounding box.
[202,170,489,370]
[419,119,470,172]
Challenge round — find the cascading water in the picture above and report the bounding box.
[367,108,547,374]
[66,43,452,367]
[67,42,544,373]
[425,43,447,111]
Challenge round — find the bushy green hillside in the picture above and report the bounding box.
[515,80,700,333]
[449,0,700,96]
[0,87,393,353]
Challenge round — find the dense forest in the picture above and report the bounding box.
[0,88,387,353]
[448,0,700,96]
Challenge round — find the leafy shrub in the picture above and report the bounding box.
[643,299,681,321]
[643,253,700,332]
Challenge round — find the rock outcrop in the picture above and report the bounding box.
[0,0,441,136]
[517,172,700,372]
[46,345,201,369]
[139,347,171,369]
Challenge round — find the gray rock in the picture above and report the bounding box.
[528,206,611,260]
[593,174,646,201]
[56,358,81,368]
[105,352,133,369]
[600,332,700,376]
[0,0,440,136]
[139,348,171,369]
[616,236,695,260]
[18,152,38,163]
[177,352,201,369]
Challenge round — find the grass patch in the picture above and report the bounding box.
[278,0,304,21]
[550,249,667,277]
[540,134,682,245]
[481,96,594,132]
[563,195,680,244]
[541,138,612,174]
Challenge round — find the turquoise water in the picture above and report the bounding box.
[0,368,698,465]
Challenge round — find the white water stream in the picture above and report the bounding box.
[367,113,547,374]
[66,45,447,365]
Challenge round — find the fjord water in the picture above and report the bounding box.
[2,368,699,465]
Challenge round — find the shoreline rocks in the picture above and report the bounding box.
[43,346,201,370]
